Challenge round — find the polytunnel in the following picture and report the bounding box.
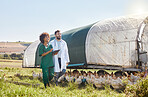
[22,40,40,67]
[23,14,148,71]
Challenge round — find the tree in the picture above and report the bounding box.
[3,54,11,59]
[4,54,8,58]
[10,53,17,59]
[16,54,23,60]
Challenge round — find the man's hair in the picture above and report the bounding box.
[54,30,60,35]
[39,32,49,43]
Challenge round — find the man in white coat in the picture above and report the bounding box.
[50,30,70,86]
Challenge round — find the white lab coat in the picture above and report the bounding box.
[50,39,70,72]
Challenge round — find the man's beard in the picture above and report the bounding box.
[57,37,61,40]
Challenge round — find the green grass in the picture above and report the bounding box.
[124,77,148,97]
[0,66,126,97]
[0,59,22,68]
[0,80,125,97]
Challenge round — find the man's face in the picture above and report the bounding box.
[55,32,61,40]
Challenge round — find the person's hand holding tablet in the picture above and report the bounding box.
[53,50,60,55]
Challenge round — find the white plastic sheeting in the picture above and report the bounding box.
[23,40,40,67]
[86,14,148,67]
[141,23,148,63]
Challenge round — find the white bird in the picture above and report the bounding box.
[75,76,82,84]
[39,72,43,79]
[111,79,119,89]
[0,70,4,72]
[130,73,134,82]
[117,77,123,86]
[58,74,65,82]
[86,76,91,84]
[133,75,140,84]
[70,76,74,82]
[111,77,123,89]
[128,80,133,85]
[101,76,105,85]
[94,78,103,88]
[90,74,95,83]
[32,71,39,79]
[65,75,70,82]
[130,73,140,84]
[1,74,6,81]
[107,76,112,85]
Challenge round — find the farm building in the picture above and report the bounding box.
[23,14,148,71]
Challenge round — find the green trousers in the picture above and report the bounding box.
[48,67,54,81]
[42,67,54,85]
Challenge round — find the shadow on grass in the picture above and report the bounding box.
[10,74,44,83]
[2,76,126,93]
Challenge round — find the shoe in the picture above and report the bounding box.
[58,74,65,82]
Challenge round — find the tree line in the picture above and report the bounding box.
[0,53,23,60]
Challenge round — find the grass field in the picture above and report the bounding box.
[0,59,126,97]
[0,59,22,68]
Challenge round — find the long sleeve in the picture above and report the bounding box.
[64,42,70,63]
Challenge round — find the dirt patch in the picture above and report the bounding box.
[0,64,22,68]
[0,59,22,63]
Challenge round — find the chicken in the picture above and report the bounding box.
[39,72,43,79]
[32,71,39,79]
[58,74,65,82]
[132,74,140,84]
[1,74,6,81]
[100,76,105,85]
[65,75,70,82]
[90,74,95,83]
[111,77,123,89]
[94,77,103,88]
[70,76,74,82]
[86,76,91,84]
[128,80,133,85]
[75,76,82,84]
[0,70,4,72]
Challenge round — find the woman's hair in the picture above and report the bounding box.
[39,32,50,43]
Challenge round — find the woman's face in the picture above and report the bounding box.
[44,35,50,43]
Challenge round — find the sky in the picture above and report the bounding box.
[0,0,148,42]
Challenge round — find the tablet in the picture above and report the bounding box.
[53,50,60,54]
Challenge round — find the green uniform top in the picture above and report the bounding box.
[39,43,54,69]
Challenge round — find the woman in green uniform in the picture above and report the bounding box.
[39,32,55,88]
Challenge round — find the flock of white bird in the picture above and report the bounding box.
[0,69,145,90]
[57,71,143,89]
[28,70,145,89]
